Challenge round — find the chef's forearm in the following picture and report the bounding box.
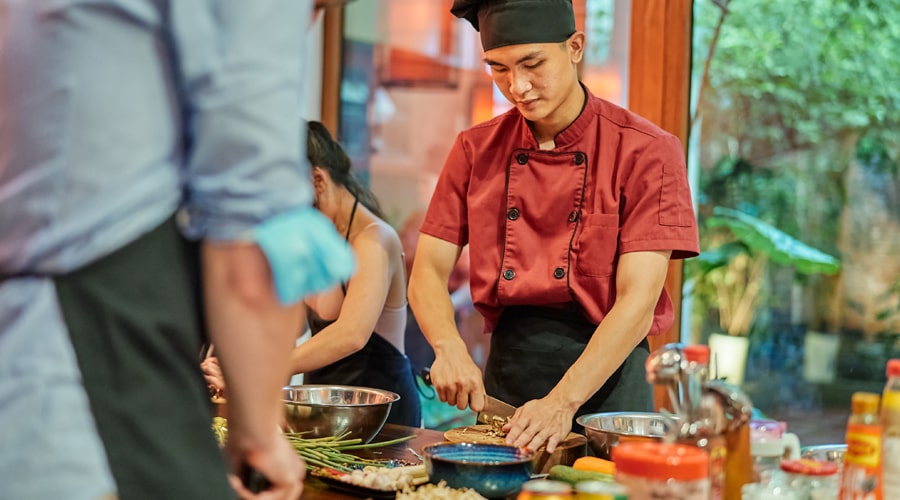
[554,252,670,408]
[550,250,670,408]
[202,242,304,450]
[552,301,655,409]
[408,266,466,357]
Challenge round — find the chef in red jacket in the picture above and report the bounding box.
[408,0,700,453]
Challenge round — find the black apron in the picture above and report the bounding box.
[484,304,652,434]
[305,313,422,427]
[53,214,233,500]
[304,198,421,427]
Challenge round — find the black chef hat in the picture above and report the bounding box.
[451,0,576,51]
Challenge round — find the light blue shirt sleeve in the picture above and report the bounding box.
[167,1,354,301]
[168,0,315,241]
[0,0,353,300]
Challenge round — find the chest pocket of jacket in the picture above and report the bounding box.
[574,213,620,278]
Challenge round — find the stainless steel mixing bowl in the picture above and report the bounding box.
[282,385,399,443]
[576,412,673,459]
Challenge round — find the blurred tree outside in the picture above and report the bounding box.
[688,1,900,436]
[690,0,900,355]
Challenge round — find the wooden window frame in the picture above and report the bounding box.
[628,0,693,412]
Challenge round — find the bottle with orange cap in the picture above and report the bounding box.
[880,359,900,498]
[840,392,882,500]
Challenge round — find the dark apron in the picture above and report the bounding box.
[306,313,422,427]
[53,215,233,500]
[484,305,652,433]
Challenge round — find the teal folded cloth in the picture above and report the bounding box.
[253,207,356,305]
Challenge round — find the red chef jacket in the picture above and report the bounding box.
[420,85,700,334]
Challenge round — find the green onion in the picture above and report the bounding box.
[283,432,416,471]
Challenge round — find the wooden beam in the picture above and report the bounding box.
[628,0,693,413]
[320,7,345,137]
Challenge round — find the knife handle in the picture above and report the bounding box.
[239,463,272,493]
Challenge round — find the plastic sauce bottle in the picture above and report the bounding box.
[840,392,882,500]
[880,359,900,498]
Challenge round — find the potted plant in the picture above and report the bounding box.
[691,207,842,385]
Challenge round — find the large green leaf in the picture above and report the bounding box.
[706,207,841,275]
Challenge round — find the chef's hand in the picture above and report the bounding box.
[201,356,226,395]
[227,430,305,500]
[503,393,575,454]
[430,340,486,412]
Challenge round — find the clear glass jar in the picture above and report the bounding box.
[741,481,801,500]
[613,442,709,499]
[751,420,801,484]
[779,459,838,500]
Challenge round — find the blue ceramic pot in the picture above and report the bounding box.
[422,442,535,498]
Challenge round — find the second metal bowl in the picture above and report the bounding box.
[576,412,672,459]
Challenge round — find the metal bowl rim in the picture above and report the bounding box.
[576,411,673,425]
[800,444,846,458]
[281,384,400,407]
[800,444,846,452]
[576,411,674,437]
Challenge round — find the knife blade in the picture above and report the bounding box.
[420,367,517,424]
[477,394,517,425]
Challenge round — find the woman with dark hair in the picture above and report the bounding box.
[203,121,420,426]
[298,121,420,426]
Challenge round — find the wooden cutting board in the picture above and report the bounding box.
[443,424,506,445]
[443,425,587,474]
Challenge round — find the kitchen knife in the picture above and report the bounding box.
[420,367,517,424]
[477,394,517,425]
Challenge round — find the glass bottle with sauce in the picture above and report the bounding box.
[880,359,900,499]
[612,441,710,500]
[840,392,882,500]
[679,344,728,499]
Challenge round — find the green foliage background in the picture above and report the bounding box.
[694,0,900,153]
[690,0,900,337]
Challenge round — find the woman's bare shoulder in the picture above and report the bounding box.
[355,218,402,252]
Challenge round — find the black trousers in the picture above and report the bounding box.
[484,305,652,433]
[54,216,233,500]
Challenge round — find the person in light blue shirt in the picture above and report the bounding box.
[0,1,353,498]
